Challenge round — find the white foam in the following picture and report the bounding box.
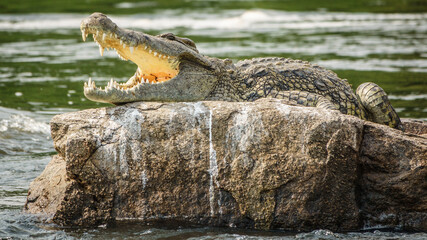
[316,59,427,72]
[0,14,83,31]
[1,11,426,33]
[388,94,427,101]
[0,39,100,66]
[0,114,50,134]
[115,2,157,9]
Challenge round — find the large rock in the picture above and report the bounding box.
[24,99,426,231]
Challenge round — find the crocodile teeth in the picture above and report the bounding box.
[99,45,105,56]
[87,77,96,89]
[81,29,88,42]
[102,33,106,40]
[129,46,134,54]
[116,50,128,61]
[105,78,115,91]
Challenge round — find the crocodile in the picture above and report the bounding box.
[80,12,402,129]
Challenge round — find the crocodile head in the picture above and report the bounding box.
[80,12,217,104]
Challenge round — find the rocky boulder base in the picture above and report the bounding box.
[25,99,427,231]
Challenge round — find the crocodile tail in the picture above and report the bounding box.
[356,82,402,129]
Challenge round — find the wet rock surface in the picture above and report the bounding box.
[25,99,426,231]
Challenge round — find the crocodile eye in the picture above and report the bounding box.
[160,33,175,40]
[180,38,197,49]
[158,32,198,52]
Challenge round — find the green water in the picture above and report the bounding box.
[0,1,426,118]
[2,0,427,13]
[0,0,426,239]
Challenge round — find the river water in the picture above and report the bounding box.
[0,4,426,240]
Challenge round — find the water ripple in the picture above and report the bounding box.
[0,107,52,156]
[1,10,426,74]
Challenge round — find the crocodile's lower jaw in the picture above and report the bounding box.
[81,27,180,93]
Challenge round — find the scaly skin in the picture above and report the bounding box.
[80,13,402,129]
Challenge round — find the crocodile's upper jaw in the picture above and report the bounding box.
[81,12,215,104]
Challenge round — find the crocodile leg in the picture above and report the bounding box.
[271,90,338,111]
[356,82,402,129]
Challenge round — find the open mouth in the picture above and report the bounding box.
[81,26,180,92]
